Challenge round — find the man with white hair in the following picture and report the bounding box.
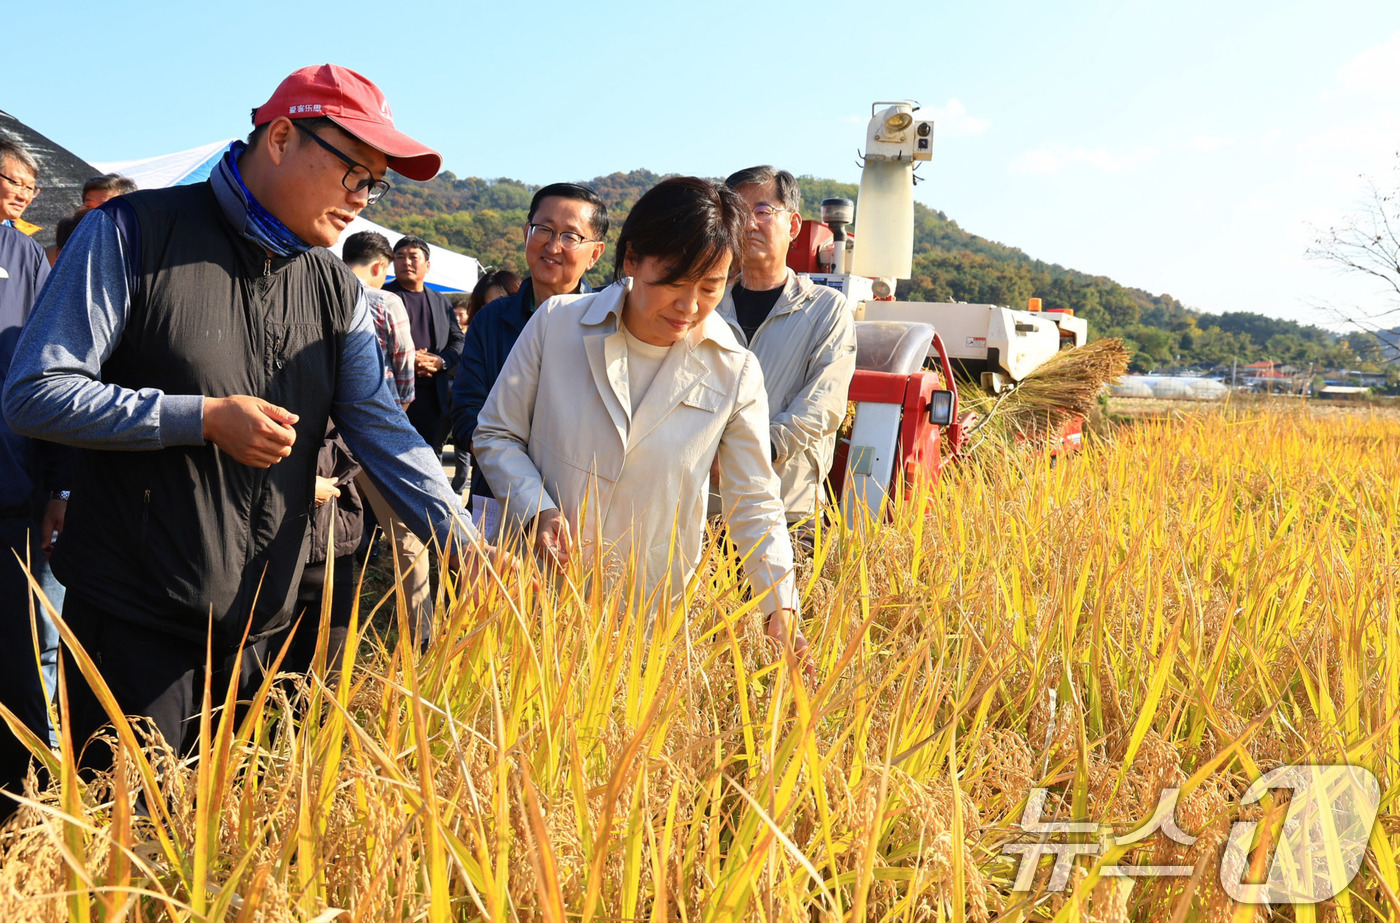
[717,165,856,551]
[0,138,40,231]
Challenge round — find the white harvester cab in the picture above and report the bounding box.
[795,101,1090,518]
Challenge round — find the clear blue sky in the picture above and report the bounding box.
[9,0,1400,328]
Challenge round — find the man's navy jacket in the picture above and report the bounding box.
[0,225,68,514]
[450,277,592,499]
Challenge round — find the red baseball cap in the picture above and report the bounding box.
[252,64,442,182]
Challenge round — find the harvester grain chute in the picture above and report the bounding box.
[796,101,1116,520]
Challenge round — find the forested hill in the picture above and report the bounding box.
[374,169,1388,373]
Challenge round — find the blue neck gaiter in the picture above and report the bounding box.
[211,141,312,257]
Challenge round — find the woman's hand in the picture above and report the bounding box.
[534,509,573,569]
[448,541,533,602]
[457,542,510,581]
[767,608,818,685]
[313,476,340,507]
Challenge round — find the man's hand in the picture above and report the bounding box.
[415,348,444,378]
[767,608,818,685]
[314,476,340,507]
[40,498,66,559]
[203,395,299,467]
[533,509,573,569]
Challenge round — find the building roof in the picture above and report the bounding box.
[0,109,100,248]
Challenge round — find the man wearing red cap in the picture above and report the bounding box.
[2,65,491,770]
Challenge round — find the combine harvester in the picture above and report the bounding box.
[800,101,1108,520]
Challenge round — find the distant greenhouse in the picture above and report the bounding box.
[1111,375,1229,401]
[1112,376,1155,398]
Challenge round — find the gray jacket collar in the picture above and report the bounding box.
[716,269,817,344]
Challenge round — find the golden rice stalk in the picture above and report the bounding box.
[2,403,1398,921]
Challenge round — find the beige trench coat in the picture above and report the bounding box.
[716,271,856,522]
[473,280,796,614]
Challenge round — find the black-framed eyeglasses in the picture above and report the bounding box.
[0,170,39,198]
[527,223,597,252]
[293,122,391,204]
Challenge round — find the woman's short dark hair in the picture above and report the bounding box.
[468,269,523,317]
[612,177,745,285]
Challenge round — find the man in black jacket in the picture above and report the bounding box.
[2,64,497,777]
[385,236,463,456]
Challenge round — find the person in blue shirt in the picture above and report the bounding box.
[0,222,69,819]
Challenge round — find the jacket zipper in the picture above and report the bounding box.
[246,255,274,569]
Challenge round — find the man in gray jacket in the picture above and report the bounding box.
[718,166,856,548]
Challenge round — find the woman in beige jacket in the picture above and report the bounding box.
[474,177,809,664]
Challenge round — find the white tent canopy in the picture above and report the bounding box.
[95,139,232,189]
[325,215,480,294]
[93,142,480,293]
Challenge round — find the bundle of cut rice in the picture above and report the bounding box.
[955,338,1129,447]
[1006,337,1130,417]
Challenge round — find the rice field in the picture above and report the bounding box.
[1,401,1398,922]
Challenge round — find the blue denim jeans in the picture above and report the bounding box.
[35,556,64,747]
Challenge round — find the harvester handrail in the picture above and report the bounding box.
[930,331,956,394]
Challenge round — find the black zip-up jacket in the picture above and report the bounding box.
[51,183,360,646]
[307,426,363,565]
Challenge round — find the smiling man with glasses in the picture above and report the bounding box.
[450,182,608,536]
[0,138,40,230]
[2,65,505,779]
